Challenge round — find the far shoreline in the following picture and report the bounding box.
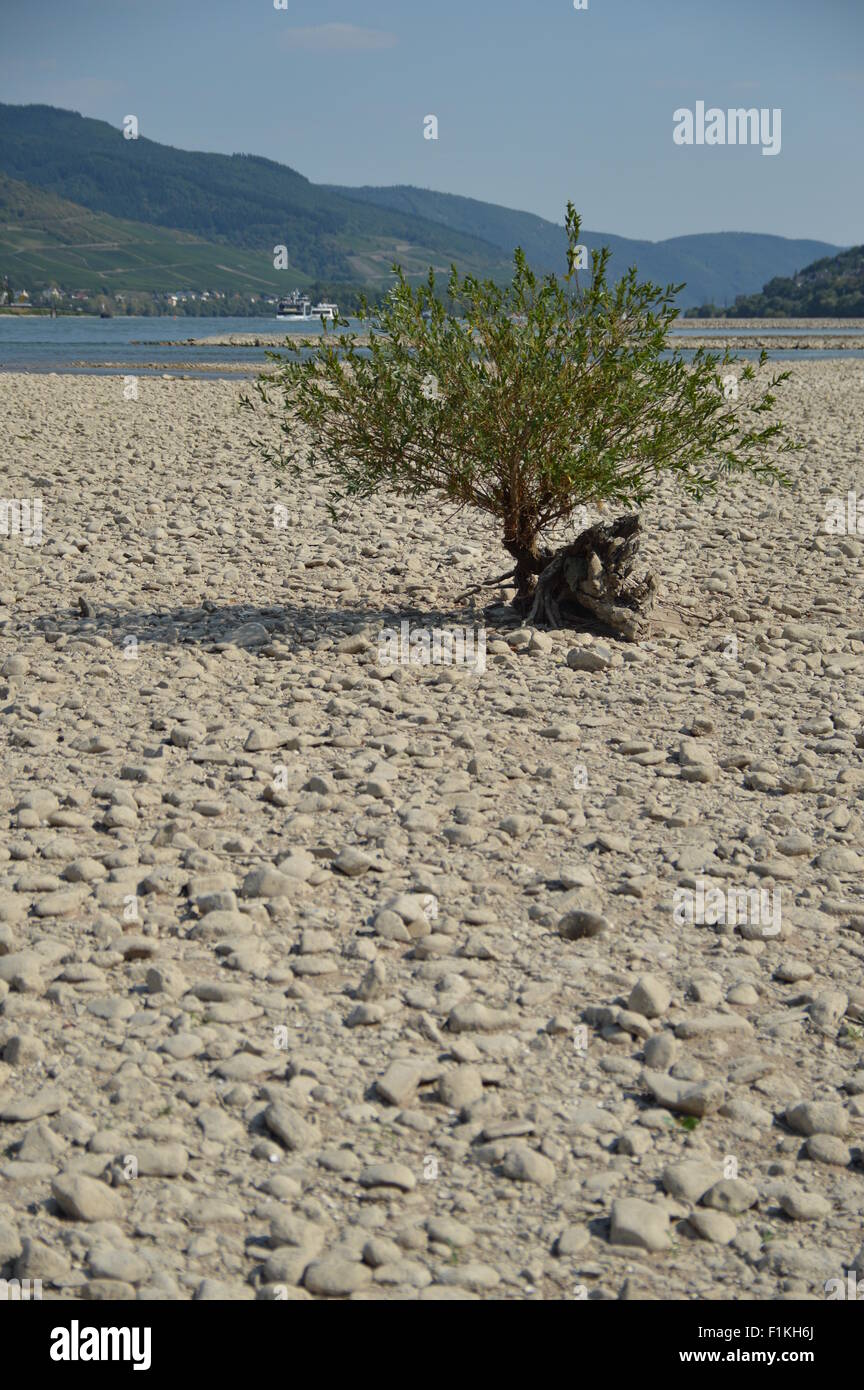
[3,309,864,332]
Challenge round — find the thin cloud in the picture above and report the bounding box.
[277,23,398,53]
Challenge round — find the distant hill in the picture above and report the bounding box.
[0,173,297,299]
[687,244,864,318]
[324,184,842,310]
[0,103,845,313]
[0,104,511,289]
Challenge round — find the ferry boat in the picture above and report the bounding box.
[276,290,312,321]
[310,301,339,321]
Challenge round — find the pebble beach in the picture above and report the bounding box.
[1,360,863,1301]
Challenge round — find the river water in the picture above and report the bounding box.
[1,315,862,377]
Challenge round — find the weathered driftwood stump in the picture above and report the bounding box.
[526,513,656,640]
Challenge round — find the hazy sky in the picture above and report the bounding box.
[1,0,861,244]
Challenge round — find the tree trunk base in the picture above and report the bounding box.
[524,514,656,641]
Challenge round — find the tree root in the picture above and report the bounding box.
[455,566,517,601]
[525,513,656,640]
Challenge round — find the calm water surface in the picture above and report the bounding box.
[0,315,862,377]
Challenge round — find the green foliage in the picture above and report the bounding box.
[694,244,864,318]
[683,303,721,319]
[673,1116,702,1132]
[0,172,289,300]
[244,205,797,593]
[0,170,385,314]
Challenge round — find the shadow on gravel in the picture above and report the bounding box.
[24,596,511,653]
[23,592,635,653]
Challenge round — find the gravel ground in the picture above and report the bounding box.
[0,361,862,1302]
